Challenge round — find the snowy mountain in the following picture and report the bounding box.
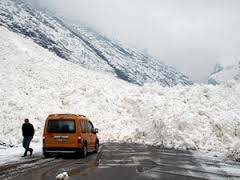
[1,26,240,154]
[0,0,192,86]
[208,62,240,85]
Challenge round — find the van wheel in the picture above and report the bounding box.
[43,152,51,158]
[82,144,88,158]
[94,141,99,153]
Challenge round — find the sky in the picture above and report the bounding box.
[26,0,240,82]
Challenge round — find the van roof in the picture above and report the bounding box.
[48,114,86,118]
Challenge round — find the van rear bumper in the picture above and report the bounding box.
[43,147,83,154]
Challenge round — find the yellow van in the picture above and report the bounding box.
[42,114,99,158]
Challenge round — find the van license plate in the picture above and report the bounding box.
[55,139,68,142]
[54,136,69,142]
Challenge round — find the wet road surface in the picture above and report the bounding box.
[1,143,240,180]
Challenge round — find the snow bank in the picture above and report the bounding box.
[0,26,240,155]
[226,141,240,162]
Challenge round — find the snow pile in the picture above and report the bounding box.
[56,172,69,180]
[226,141,240,162]
[0,26,240,154]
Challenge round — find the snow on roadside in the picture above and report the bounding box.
[0,26,240,159]
[226,141,240,162]
[0,143,42,166]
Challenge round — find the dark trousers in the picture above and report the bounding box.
[23,136,33,156]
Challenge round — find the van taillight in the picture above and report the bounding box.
[77,136,81,144]
[42,136,45,144]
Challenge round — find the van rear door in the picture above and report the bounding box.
[45,119,78,148]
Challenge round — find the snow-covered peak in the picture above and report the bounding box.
[211,62,224,75]
[0,0,192,86]
[208,62,240,85]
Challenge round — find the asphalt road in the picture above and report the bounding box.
[1,143,240,180]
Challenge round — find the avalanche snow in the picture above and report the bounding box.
[0,26,240,161]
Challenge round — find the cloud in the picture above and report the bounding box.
[27,0,240,82]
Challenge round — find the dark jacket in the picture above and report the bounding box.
[22,123,35,137]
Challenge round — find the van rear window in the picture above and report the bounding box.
[47,120,76,133]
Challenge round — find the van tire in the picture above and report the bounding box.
[94,141,99,153]
[82,144,88,158]
[43,152,51,158]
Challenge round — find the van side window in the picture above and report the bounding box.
[81,120,93,133]
[86,121,93,133]
[89,121,94,133]
[80,120,87,133]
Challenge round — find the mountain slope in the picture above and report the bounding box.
[208,62,240,85]
[0,0,192,86]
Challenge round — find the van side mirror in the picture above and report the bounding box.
[93,128,98,134]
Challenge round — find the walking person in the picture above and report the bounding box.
[22,118,35,157]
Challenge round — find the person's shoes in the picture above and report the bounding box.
[22,151,27,157]
[29,148,33,156]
